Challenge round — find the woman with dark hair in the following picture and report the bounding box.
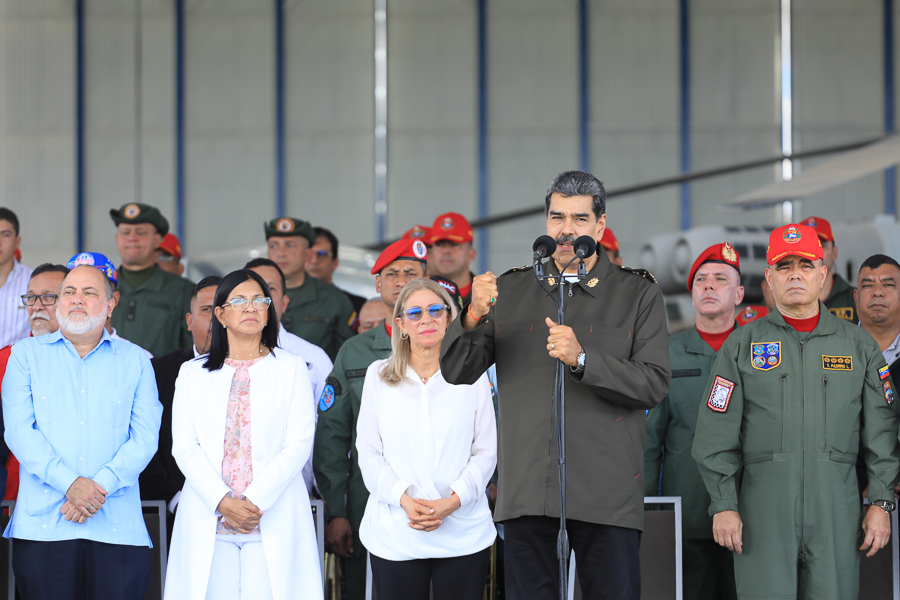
[356,278,497,600]
[164,270,322,600]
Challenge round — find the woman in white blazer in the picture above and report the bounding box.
[164,270,322,600]
[356,278,497,600]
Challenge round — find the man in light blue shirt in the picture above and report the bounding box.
[2,264,162,600]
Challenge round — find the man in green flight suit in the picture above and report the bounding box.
[800,216,857,323]
[109,203,193,357]
[313,237,428,600]
[645,242,743,600]
[265,217,355,361]
[692,223,900,600]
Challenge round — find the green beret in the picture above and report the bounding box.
[264,217,315,245]
[109,203,169,237]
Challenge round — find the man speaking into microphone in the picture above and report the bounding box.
[441,170,671,600]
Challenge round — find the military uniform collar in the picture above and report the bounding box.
[117,264,166,292]
[829,272,852,297]
[288,274,319,303]
[542,251,610,298]
[766,301,839,336]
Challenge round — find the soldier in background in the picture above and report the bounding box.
[599,227,623,266]
[800,216,857,323]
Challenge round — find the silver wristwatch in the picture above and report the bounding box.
[872,499,896,514]
[571,347,586,374]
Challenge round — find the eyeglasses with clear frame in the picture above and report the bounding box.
[403,304,449,322]
[21,294,59,307]
[223,297,272,311]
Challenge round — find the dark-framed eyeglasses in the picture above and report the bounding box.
[403,304,449,322]
[21,294,59,307]
[223,297,272,311]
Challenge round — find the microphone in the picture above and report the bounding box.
[573,236,596,259]
[533,235,557,260]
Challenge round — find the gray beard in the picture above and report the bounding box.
[56,309,106,336]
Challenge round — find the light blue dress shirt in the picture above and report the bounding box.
[2,329,162,546]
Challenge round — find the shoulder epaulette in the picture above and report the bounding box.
[620,266,658,284]
[499,264,533,277]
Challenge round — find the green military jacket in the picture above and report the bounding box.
[313,323,392,544]
[692,303,900,516]
[441,252,671,531]
[111,265,193,357]
[645,325,736,539]
[825,273,857,324]
[281,276,356,361]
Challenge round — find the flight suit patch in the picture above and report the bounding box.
[885,380,894,406]
[347,311,358,328]
[346,369,367,378]
[324,376,342,396]
[822,355,852,371]
[879,365,890,380]
[751,342,780,371]
[319,385,336,411]
[672,369,701,378]
[828,307,854,321]
[708,376,735,412]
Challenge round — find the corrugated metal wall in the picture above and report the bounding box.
[0,0,894,272]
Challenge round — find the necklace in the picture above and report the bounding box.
[228,347,266,360]
[412,366,437,383]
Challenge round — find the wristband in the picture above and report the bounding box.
[467,304,484,324]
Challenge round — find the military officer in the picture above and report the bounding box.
[599,227,623,266]
[800,216,857,323]
[645,242,742,600]
[312,237,428,600]
[441,170,671,600]
[692,223,900,600]
[427,212,477,303]
[110,203,193,357]
[265,217,355,360]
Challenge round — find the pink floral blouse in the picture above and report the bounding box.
[216,357,263,535]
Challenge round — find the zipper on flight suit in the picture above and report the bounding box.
[568,282,575,297]
[781,374,788,450]
[823,376,828,449]
[798,338,806,561]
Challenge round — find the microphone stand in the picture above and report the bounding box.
[534,251,589,600]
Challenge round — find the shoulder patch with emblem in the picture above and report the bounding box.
[319,384,336,412]
[828,307,855,321]
[708,376,736,412]
[324,375,342,397]
[347,311,358,328]
[822,355,852,371]
[751,342,781,371]
[884,379,894,406]
[620,267,658,284]
[879,365,891,380]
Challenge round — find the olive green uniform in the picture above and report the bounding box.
[645,325,737,600]
[281,276,356,361]
[313,323,391,600]
[692,305,900,600]
[825,273,857,324]
[111,265,193,357]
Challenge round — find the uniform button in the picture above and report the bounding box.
[43,524,46,528]
[80,457,84,461]
[44,490,47,493]
[112,528,116,532]
[118,401,121,404]
[42,396,46,400]
[80,421,84,425]
[81,390,84,394]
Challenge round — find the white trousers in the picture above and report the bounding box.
[205,536,273,600]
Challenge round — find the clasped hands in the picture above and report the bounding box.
[400,492,460,532]
[216,495,264,534]
[61,476,107,523]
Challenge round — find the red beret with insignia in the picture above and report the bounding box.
[599,227,619,252]
[371,238,429,275]
[799,215,834,243]
[737,305,767,326]
[687,242,741,291]
[429,212,473,244]
[766,223,823,265]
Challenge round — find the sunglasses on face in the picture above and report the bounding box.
[403,304,449,322]
[223,297,272,311]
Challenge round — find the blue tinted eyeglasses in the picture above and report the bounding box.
[403,304,449,322]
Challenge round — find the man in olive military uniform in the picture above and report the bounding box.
[645,242,743,600]
[801,216,858,323]
[441,171,671,600]
[692,223,900,600]
[110,203,193,357]
[266,217,355,361]
[313,237,428,600]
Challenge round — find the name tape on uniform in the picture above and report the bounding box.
[822,355,852,371]
[708,376,736,413]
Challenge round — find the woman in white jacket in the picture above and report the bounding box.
[357,278,496,600]
[164,270,322,600]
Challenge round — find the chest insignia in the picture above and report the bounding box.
[547,277,556,286]
[319,384,336,412]
[707,376,736,412]
[822,355,852,371]
[586,277,599,288]
[879,365,890,380]
[884,380,894,406]
[828,307,855,321]
[751,342,781,371]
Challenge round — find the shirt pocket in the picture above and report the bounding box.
[96,386,134,429]
[31,388,63,426]
[24,479,64,522]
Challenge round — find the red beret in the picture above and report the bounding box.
[736,305,767,326]
[429,212,473,244]
[799,215,834,242]
[599,227,619,252]
[766,224,823,265]
[687,242,741,291]
[371,238,428,275]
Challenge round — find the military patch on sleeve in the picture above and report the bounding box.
[884,380,894,406]
[879,365,890,380]
[319,385,336,412]
[822,355,852,371]
[828,307,855,321]
[324,375,342,396]
[346,369,367,378]
[347,311,358,328]
[707,376,736,413]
